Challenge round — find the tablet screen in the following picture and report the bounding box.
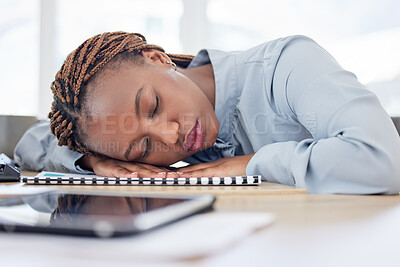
[0,191,214,237]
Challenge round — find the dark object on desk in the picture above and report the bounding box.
[0,153,18,168]
[0,154,20,182]
[0,191,215,237]
[0,115,39,159]
[391,117,400,135]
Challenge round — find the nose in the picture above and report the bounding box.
[149,120,179,149]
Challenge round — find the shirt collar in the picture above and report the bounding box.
[188,49,239,144]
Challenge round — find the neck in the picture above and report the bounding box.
[178,64,216,109]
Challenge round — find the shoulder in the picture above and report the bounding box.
[230,35,318,66]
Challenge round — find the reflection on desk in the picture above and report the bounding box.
[0,171,398,266]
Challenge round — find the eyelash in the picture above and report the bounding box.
[143,96,159,158]
[151,96,159,117]
[143,137,149,158]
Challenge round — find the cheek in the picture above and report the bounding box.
[83,132,129,160]
[160,72,199,99]
[90,141,126,160]
[82,118,140,160]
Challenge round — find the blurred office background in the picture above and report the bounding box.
[1,0,400,119]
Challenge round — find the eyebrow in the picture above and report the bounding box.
[124,85,145,160]
[135,85,145,119]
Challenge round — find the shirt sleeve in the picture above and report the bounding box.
[13,121,93,174]
[245,37,400,194]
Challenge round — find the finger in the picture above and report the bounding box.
[166,171,180,178]
[101,164,182,178]
[137,170,179,178]
[149,164,180,177]
[111,166,139,178]
[178,167,217,178]
[120,161,179,178]
[120,162,162,175]
[132,163,178,177]
[137,167,171,178]
[132,162,170,173]
[159,166,176,173]
[177,163,214,172]
[137,169,168,178]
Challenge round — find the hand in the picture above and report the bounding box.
[177,153,255,177]
[77,155,180,178]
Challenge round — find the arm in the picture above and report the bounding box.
[13,121,91,173]
[246,37,400,194]
[14,121,179,177]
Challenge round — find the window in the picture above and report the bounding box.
[1,0,183,117]
[2,0,400,117]
[55,0,183,66]
[207,0,400,115]
[0,0,39,115]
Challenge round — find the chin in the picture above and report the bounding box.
[209,131,219,147]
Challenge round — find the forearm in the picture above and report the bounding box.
[246,136,400,194]
[246,37,400,194]
[14,121,92,174]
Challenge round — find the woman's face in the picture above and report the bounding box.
[81,51,219,166]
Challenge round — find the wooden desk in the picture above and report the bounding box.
[1,172,400,266]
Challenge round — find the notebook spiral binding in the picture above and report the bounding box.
[22,176,262,186]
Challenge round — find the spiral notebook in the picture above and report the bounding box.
[21,171,262,186]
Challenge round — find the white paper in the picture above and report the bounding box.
[0,212,274,263]
[36,171,99,178]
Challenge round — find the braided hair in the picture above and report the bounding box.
[48,31,194,154]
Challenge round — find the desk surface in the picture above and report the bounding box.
[1,172,400,266]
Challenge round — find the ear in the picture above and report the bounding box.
[141,49,170,65]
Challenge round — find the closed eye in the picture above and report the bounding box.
[143,137,149,158]
[151,96,159,117]
[143,96,158,159]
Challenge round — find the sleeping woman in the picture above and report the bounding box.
[15,31,400,194]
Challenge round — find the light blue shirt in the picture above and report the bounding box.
[14,36,400,194]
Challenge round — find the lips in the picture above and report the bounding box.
[183,120,205,152]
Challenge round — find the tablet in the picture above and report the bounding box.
[0,190,215,237]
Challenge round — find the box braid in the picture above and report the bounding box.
[48,31,194,154]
